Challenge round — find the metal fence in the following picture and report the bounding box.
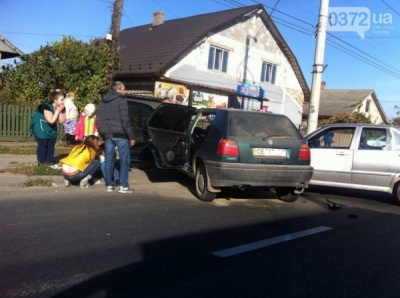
[0,104,63,141]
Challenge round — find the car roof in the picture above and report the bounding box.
[305,123,400,139]
[317,123,394,129]
[194,107,279,116]
[126,95,161,110]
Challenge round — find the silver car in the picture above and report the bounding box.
[304,123,400,202]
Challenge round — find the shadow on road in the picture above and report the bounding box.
[306,185,399,206]
[51,206,400,298]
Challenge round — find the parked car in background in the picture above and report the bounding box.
[143,104,313,202]
[304,123,400,202]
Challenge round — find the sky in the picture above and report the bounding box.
[1,0,399,119]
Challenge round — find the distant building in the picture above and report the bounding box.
[0,36,23,66]
[302,84,390,131]
[114,4,310,127]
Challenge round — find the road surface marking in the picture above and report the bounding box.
[212,226,332,258]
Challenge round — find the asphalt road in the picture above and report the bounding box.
[1,166,400,297]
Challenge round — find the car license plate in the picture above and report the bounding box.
[252,148,288,158]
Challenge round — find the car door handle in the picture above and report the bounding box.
[336,151,349,156]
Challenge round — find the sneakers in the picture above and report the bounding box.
[49,164,61,170]
[119,186,133,194]
[106,186,114,192]
[80,176,90,189]
[64,179,71,187]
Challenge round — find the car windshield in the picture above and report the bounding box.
[228,113,302,139]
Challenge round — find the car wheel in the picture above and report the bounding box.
[195,163,217,202]
[275,187,299,203]
[394,182,400,203]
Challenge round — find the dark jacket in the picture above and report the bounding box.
[96,90,134,140]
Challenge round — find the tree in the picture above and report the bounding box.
[318,111,372,126]
[391,117,400,126]
[0,36,116,109]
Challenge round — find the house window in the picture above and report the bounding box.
[365,100,371,113]
[261,62,277,84]
[208,46,229,73]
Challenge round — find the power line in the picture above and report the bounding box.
[223,0,244,8]
[327,32,400,75]
[248,0,400,81]
[0,30,97,39]
[326,38,400,79]
[381,0,400,17]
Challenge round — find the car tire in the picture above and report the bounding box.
[275,187,299,203]
[195,163,217,202]
[394,182,400,203]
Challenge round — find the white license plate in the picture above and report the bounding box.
[252,148,288,158]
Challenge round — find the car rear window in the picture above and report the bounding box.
[228,113,302,139]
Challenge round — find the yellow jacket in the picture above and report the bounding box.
[60,144,98,171]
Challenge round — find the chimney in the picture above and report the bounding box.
[153,11,165,27]
[321,81,326,90]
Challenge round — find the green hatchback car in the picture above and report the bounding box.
[144,104,313,202]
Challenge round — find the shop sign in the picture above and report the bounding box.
[192,91,228,109]
[154,81,189,103]
[236,82,265,99]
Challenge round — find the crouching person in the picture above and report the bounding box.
[60,135,101,189]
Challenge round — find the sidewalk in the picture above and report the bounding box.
[0,153,193,198]
[0,154,39,188]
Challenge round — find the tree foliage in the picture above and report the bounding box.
[0,36,116,109]
[391,117,400,126]
[318,111,372,127]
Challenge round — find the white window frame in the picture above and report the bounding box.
[260,62,277,84]
[208,46,229,73]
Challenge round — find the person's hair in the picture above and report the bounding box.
[67,91,75,98]
[112,81,125,92]
[83,136,100,159]
[47,91,64,103]
[99,143,105,155]
[175,95,184,102]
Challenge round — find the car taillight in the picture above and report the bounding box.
[217,139,239,156]
[299,143,311,160]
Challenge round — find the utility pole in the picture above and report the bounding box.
[306,0,329,134]
[110,0,124,45]
[108,0,124,81]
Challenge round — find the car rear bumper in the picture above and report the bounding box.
[204,160,313,188]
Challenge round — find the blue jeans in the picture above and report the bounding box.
[63,160,101,182]
[104,138,131,188]
[100,160,120,182]
[34,134,57,164]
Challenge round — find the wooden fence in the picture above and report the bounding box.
[0,104,63,141]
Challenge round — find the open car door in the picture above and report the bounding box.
[144,104,196,168]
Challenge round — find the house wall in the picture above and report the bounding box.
[167,14,304,105]
[356,95,385,124]
[166,13,305,127]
